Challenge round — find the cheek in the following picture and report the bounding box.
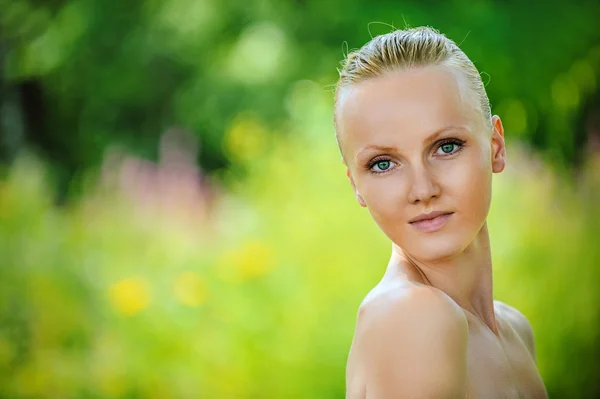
[359,178,407,226]
[449,151,493,226]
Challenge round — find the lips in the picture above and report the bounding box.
[409,212,454,233]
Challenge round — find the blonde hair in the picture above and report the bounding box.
[334,26,492,159]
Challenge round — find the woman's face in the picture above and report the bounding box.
[336,66,506,262]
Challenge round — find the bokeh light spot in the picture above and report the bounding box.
[227,22,287,84]
[224,113,268,160]
[108,276,151,316]
[552,75,580,112]
[219,240,276,281]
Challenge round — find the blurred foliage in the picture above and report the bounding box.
[1,95,600,397]
[1,0,600,186]
[1,0,600,398]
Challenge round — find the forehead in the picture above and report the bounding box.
[336,66,478,161]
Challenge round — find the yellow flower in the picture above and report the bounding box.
[219,240,276,282]
[224,113,268,160]
[107,276,150,316]
[173,271,207,307]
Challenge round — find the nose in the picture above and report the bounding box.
[407,163,441,205]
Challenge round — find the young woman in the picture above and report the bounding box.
[334,27,549,398]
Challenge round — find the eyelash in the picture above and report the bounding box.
[366,138,467,175]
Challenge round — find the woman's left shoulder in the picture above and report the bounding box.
[494,300,537,361]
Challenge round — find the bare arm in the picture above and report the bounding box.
[355,286,469,399]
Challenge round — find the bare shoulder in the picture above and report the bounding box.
[494,300,537,361]
[352,282,469,398]
[357,281,467,332]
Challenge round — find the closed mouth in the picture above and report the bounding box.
[408,212,454,233]
[409,211,454,224]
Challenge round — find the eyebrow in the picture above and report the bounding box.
[355,125,469,163]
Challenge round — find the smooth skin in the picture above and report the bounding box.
[336,65,548,398]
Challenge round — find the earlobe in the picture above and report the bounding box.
[357,193,367,207]
[354,189,367,208]
[346,167,367,208]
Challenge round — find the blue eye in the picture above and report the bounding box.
[440,143,456,153]
[375,160,391,171]
[369,159,396,174]
[436,139,465,156]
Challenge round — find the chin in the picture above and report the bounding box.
[396,231,469,263]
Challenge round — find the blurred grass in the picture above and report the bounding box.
[2,0,600,397]
[0,84,599,397]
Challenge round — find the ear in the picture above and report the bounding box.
[346,167,367,207]
[490,115,506,174]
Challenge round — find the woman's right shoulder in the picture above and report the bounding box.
[356,281,467,331]
[351,282,469,397]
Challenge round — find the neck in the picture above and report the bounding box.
[385,221,498,335]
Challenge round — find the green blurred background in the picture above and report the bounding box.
[1,0,599,398]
